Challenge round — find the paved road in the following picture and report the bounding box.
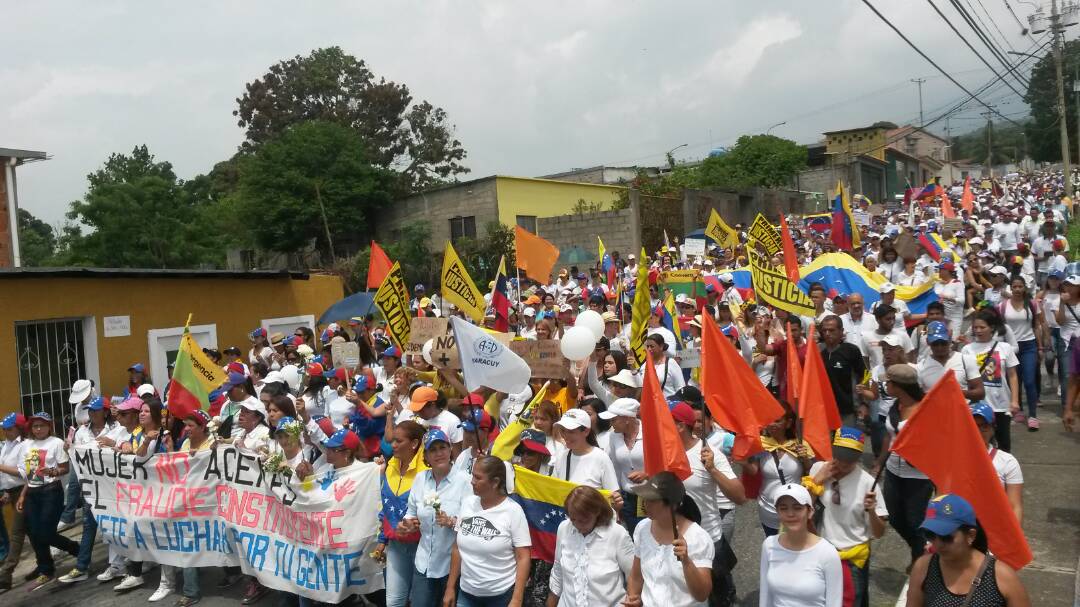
[4,407,1078,607]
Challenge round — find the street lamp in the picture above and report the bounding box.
[766,121,787,135]
[665,143,688,169]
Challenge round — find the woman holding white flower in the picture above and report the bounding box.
[401,429,470,607]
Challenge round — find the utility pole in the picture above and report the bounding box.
[911,78,926,126]
[1074,65,1080,176]
[1052,0,1074,196]
[983,110,995,178]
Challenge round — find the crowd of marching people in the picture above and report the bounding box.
[3,169,1074,607]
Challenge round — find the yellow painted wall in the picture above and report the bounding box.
[825,129,887,162]
[494,176,626,225]
[0,273,343,416]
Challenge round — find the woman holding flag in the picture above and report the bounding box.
[547,485,634,607]
[742,404,814,536]
[644,334,685,398]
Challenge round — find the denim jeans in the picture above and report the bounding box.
[74,500,98,571]
[384,541,418,607]
[182,568,200,600]
[883,471,934,562]
[1052,328,1067,404]
[457,586,515,607]
[410,572,448,607]
[620,492,643,537]
[60,468,82,524]
[25,483,80,577]
[1017,339,1041,418]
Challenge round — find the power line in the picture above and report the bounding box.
[861,0,1024,126]
[948,0,1031,88]
[925,0,1028,98]
[968,0,1018,52]
[1001,0,1040,42]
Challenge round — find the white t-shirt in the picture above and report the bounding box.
[1043,293,1061,329]
[990,447,1023,486]
[993,222,1021,250]
[808,463,889,550]
[758,535,844,607]
[551,446,620,492]
[1001,300,1039,343]
[683,440,737,541]
[916,352,980,393]
[755,450,805,529]
[885,418,927,479]
[0,438,25,491]
[861,328,914,371]
[1058,302,1080,343]
[961,341,1019,413]
[455,495,532,597]
[633,519,714,607]
[934,280,965,325]
[420,409,465,445]
[609,432,644,493]
[18,436,69,488]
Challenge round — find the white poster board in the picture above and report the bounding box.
[682,238,706,257]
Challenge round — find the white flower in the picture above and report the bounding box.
[424,492,442,512]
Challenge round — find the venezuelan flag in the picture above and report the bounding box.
[804,213,833,233]
[598,237,616,285]
[830,181,860,251]
[658,292,683,349]
[798,253,938,315]
[509,465,609,563]
[915,179,946,203]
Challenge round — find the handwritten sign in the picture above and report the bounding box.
[682,238,706,257]
[71,445,382,603]
[331,342,361,370]
[406,317,449,354]
[508,340,569,378]
[430,332,513,370]
[677,348,701,369]
[104,316,131,338]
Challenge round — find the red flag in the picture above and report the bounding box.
[960,176,975,213]
[798,324,841,460]
[890,371,1033,570]
[942,195,957,218]
[640,352,691,480]
[779,213,801,285]
[367,241,393,290]
[785,324,803,406]
[700,314,783,460]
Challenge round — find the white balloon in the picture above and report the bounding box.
[422,339,435,365]
[575,310,605,340]
[560,326,596,361]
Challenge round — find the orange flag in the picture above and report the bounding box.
[700,314,783,460]
[785,324,803,406]
[640,352,691,480]
[960,176,975,213]
[514,226,560,283]
[367,240,393,290]
[890,371,1033,570]
[798,324,841,460]
[942,195,957,219]
[779,213,801,285]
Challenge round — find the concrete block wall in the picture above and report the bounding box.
[374,177,501,245]
[684,187,815,233]
[536,207,637,266]
[0,170,11,268]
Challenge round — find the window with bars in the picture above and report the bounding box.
[15,318,87,433]
[449,216,476,242]
[516,215,537,233]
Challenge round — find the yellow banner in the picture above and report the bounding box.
[629,247,651,368]
[705,208,738,249]
[441,242,486,322]
[748,250,815,317]
[374,262,411,348]
[748,213,782,256]
[179,328,226,393]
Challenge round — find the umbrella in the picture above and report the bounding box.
[557,246,594,266]
[318,291,376,325]
[684,228,718,246]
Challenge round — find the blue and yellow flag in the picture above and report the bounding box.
[509,465,610,563]
[658,292,683,350]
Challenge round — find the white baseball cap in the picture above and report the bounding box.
[136,383,156,398]
[69,379,93,404]
[238,398,268,419]
[599,398,640,420]
[878,282,897,294]
[608,369,640,388]
[1066,275,1080,286]
[881,333,905,348]
[555,408,591,431]
[773,483,812,507]
[987,265,1008,276]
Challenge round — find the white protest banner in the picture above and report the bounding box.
[681,238,706,257]
[677,347,701,369]
[71,445,383,603]
[429,331,512,370]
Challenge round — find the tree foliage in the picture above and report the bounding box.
[234,47,468,192]
[949,121,1031,166]
[697,134,807,189]
[57,145,224,268]
[17,208,56,267]
[1024,39,1080,162]
[233,120,396,264]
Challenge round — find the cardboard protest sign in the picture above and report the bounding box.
[893,232,918,261]
[682,238,706,257]
[748,250,815,317]
[406,317,449,354]
[748,213,783,256]
[429,331,513,370]
[509,339,569,378]
[373,262,411,348]
[331,342,361,370]
[677,347,701,369]
[71,445,383,603]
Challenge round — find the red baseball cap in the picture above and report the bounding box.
[670,402,696,427]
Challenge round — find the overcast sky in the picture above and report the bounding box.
[2,0,1044,226]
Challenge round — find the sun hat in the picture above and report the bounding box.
[69,379,93,404]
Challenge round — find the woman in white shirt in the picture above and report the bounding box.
[758,483,843,607]
[644,334,685,398]
[626,471,713,607]
[962,310,1021,452]
[551,410,622,507]
[742,405,814,536]
[934,261,966,337]
[970,403,1024,526]
[599,399,645,534]
[444,456,531,607]
[549,486,634,607]
[0,413,28,591]
[999,277,1045,431]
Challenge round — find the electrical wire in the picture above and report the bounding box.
[925,0,1028,98]
[968,0,1019,52]
[948,0,1030,88]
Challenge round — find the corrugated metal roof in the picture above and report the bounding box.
[0,267,311,280]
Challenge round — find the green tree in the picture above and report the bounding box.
[234,47,468,192]
[949,121,1031,166]
[697,134,807,189]
[1023,39,1080,162]
[452,221,516,284]
[234,120,396,264]
[17,208,56,266]
[59,146,224,268]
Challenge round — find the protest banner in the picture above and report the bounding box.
[406,317,449,354]
[704,208,738,249]
[441,242,487,322]
[70,445,383,603]
[748,213,783,256]
[852,210,871,226]
[429,331,513,370]
[677,347,701,369]
[681,238,706,257]
[748,250,815,317]
[331,342,361,370]
[373,262,411,348]
[509,339,569,378]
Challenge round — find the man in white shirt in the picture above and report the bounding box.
[869,283,911,324]
[916,321,985,400]
[861,306,914,370]
[992,211,1021,257]
[841,293,876,354]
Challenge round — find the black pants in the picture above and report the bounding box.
[709,537,738,607]
[24,483,79,577]
[883,471,934,562]
[994,412,1012,453]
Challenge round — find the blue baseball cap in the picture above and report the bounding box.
[2,412,26,430]
[970,401,995,425]
[275,416,298,433]
[424,428,450,450]
[29,411,53,424]
[926,321,950,344]
[460,408,494,433]
[223,371,248,390]
[353,374,371,392]
[86,396,107,411]
[322,428,360,450]
[381,346,401,359]
[920,494,977,536]
[1049,269,1065,280]
[128,363,145,373]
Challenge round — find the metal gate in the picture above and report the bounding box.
[15,318,86,433]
